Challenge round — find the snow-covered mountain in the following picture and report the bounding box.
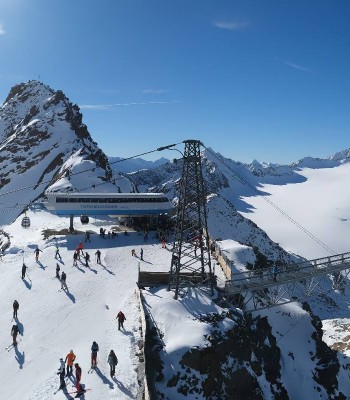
[108,156,169,173]
[0,80,133,225]
[1,80,350,399]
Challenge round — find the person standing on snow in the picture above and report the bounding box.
[57,358,66,390]
[73,251,78,267]
[95,249,101,264]
[56,263,60,279]
[91,341,99,369]
[107,350,118,378]
[84,252,90,267]
[76,242,84,260]
[74,363,83,394]
[11,324,20,346]
[140,248,144,261]
[117,311,126,331]
[34,247,42,260]
[61,271,68,291]
[65,349,76,376]
[55,246,61,260]
[21,263,27,279]
[13,300,19,319]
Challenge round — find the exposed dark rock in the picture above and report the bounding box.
[302,302,342,399]
[168,314,289,400]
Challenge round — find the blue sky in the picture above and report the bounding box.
[0,0,349,163]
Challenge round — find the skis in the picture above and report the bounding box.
[6,342,17,351]
[53,386,65,395]
[6,338,21,351]
[67,388,91,396]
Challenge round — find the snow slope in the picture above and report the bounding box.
[0,204,234,400]
[235,163,350,260]
[0,207,174,400]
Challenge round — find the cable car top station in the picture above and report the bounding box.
[44,191,173,231]
[45,192,173,217]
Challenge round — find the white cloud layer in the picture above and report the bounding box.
[79,100,182,110]
[213,21,249,30]
[142,89,168,94]
[281,59,312,73]
[0,24,5,35]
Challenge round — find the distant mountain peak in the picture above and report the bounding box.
[3,80,53,105]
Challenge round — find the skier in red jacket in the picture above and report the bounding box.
[75,363,83,394]
[117,311,126,330]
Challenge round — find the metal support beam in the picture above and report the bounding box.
[224,252,350,311]
[69,215,74,232]
[168,140,214,299]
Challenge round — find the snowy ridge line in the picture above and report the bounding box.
[0,142,183,200]
[203,146,336,255]
[136,287,150,400]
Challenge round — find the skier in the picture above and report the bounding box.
[99,228,103,238]
[21,263,27,279]
[107,349,118,378]
[73,251,78,267]
[61,271,68,291]
[91,341,99,369]
[65,349,76,376]
[84,252,90,267]
[13,300,19,319]
[57,358,66,390]
[131,249,136,257]
[55,246,61,260]
[76,242,84,259]
[56,263,60,279]
[11,324,20,346]
[74,363,83,394]
[84,231,91,243]
[34,247,42,260]
[140,248,144,261]
[161,238,166,249]
[116,310,126,331]
[95,249,101,264]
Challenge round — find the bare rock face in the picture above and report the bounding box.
[302,302,346,400]
[175,314,288,400]
[146,305,347,400]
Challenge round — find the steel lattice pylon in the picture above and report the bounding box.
[168,140,214,299]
